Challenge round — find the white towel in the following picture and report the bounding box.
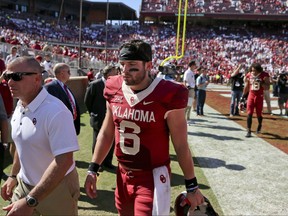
[152,166,171,215]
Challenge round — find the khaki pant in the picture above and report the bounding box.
[185,88,195,120]
[12,168,80,216]
[264,89,272,113]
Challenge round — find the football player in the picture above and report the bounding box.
[243,63,270,137]
[84,39,204,215]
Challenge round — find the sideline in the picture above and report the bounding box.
[187,84,288,215]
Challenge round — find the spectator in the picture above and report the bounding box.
[84,39,204,215]
[84,64,118,170]
[183,60,197,121]
[193,69,200,112]
[31,41,41,50]
[42,53,54,77]
[95,69,103,79]
[263,72,272,114]
[0,70,15,157]
[35,55,49,83]
[196,67,209,116]
[229,64,244,116]
[1,57,80,215]
[243,63,270,137]
[277,72,288,116]
[87,68,95,82]
[35,55,43,63]
[271,71,279,97]
[45,63,81,135]
[5,46,20,65]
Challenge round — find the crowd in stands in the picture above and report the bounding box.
[1,8,288,82]
[142,0,288,14]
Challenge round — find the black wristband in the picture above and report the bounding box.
[185,177,198,190]
[88,162,100,173]
[242,93,248,99]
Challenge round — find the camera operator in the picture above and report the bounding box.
[277,72,288,116]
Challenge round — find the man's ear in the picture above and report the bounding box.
[145,61,153,71]
[36,73,42,82]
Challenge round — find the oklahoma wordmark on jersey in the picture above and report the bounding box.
[104,75,188,169]
[112,105,156,123]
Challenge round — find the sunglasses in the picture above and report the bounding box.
[3,72,38,82]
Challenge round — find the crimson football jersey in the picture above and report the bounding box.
[246,72,269,96]
[0,80,13,117]
[104,76,188,170]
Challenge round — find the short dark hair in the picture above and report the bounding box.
[8,56,42,73]
[251,63,263,73]
[188,60,196,67]
[103,65,116,75]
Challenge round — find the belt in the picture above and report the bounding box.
[119,163,152,178]
[119,163,149,172]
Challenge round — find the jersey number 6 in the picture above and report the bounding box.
[119,120,140,155]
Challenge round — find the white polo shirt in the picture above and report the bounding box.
[183,68,195,88]
[11,88,79,186]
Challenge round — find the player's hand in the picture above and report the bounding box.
[184,189,205,211]
[84,173,98,199]
[1,177,17,201]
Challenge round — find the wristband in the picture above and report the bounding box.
[87,170,99,177]
[88,162,100,173]
[9,175,17,180]
[185,177,198,190]
[187,187,198,194]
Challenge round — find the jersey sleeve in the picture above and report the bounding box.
[164,81,188,110]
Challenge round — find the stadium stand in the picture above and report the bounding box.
[0,1,287,79]
[140,0,288,14]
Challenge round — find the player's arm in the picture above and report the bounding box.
[167,108,194,179]
[85,102,115,199]
[167,108,204,208]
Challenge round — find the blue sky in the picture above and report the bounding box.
[89,0,142,16]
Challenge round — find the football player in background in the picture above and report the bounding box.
[243,63,270,137]
[84,39,204,215]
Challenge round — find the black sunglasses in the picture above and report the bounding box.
[3,72,38,82]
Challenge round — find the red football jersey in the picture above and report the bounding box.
[0,80,13,117]
[246,72,269,96]
[104,76,188,170]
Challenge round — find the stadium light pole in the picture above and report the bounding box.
[78,0,83,69]
[105,0,109,65]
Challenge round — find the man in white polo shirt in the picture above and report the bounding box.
[1,56,80,215]
[183,60,197,121]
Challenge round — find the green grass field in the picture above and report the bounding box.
[1,112,223,215]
